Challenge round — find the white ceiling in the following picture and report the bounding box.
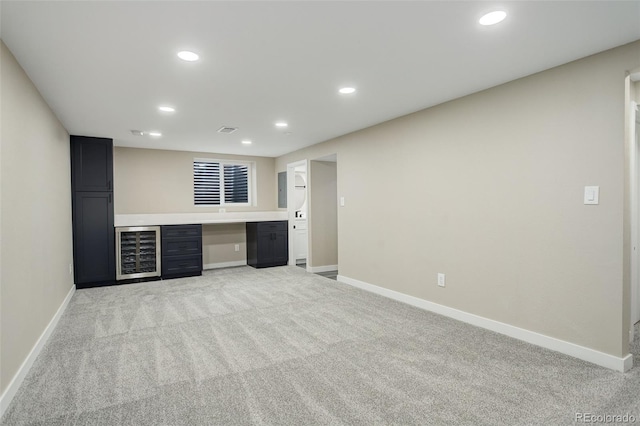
[2,1,639,158]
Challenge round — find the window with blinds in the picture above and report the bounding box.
[194,159,253,206]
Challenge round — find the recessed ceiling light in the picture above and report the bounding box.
[148,131,162,137]
[479,11,507,26]
[339,87,356,94]
[177,51,199,61]
[275,122,288,128]
[241,140,252,145]
[158,106,175,112]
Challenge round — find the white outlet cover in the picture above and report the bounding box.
[438,273,445,287]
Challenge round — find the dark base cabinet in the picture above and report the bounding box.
[246,221,288,268]
[161,224,202,279]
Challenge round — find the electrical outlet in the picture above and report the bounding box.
[69,263,73,276]
[234,244,240,252]
[437,273,446,287]
[219,208,226,213]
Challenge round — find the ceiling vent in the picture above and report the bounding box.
[217,126,238,134]
[131,130,144,136]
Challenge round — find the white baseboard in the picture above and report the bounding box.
[203,260,247,270]
[0,284,75,417]
[337,274,633,373]
[307,264,338,273]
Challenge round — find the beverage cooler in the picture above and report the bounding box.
[116,226,161,280]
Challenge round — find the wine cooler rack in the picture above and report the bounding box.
[116,226,161,280]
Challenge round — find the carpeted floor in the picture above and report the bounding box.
[2,266,640,425]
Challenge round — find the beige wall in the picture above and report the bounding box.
[113,147,276,214]
[0,41,74,395]
[277,41,640,357]
[309,161,338,268]
[202,223,246,267]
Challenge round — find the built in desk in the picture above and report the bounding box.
[115,212,289,279]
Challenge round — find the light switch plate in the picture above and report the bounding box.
[340,196,345,207]
[584,186,599,205]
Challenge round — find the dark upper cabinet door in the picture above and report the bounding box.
[71,135,113,192]
[72,191,115,286]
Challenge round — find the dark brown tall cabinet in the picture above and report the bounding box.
[71,135,115,288]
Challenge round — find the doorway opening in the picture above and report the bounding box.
[286,160,308,268]
[307,154,338,278]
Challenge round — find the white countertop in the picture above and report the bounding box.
[115,211,287,227]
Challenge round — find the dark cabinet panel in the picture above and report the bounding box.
[246,221,288,268]
[162,255,202,278]
[257,232,276,264]
[272,231,289,265]
[257,221,288,233]
[72,192,115,286]
[162,237,202,257]
[161,225,202,239]
[71,135,113,192]
[161,224,202,279]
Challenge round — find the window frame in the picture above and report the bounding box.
[193,158,256,207]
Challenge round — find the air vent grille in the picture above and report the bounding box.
[217,126,238,134]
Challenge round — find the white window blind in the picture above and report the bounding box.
[194,159,252,206]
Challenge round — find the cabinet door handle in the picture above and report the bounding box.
[108,193,112,204]
[108,180,112,191]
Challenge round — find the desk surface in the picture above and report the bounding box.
[115,211,288,227]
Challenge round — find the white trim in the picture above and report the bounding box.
[203,260,246,270]
[631,101,639,335]
[307,264,338,273]
[0,284,76,417]
[337,275,633,372]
